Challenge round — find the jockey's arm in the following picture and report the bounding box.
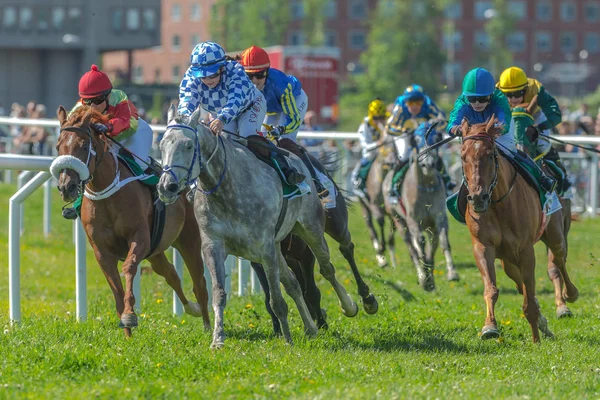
[386,104,409,136]
[216,66,251,124]
[490,89,512,133]
[279,83,302,134]
[107,96,138,137]
[177,69,201,116]
[535,87,562,131]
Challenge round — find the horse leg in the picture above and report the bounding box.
[373,205,388,267]
[358,199,381,255]
[92,247,131,336]
[438,219,458,281]
[119,235,150,330]
[250,262,281,336]
[519,246,542,343]
[277,250,318,339]
[202,242,228,349]
[296,224,358,317]
[172,212,211,330]
[407,220,434,291]
[260,248,294,344]
[472,242,500,339]
[387,217,398,269]
[394,216,421,272]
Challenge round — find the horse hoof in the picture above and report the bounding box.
[342,301,359,318]
[538,315,554,339]
[184,302,203,317]
[376,254,387,268]
[119,313,138,328]
[363,294,379,314]
[556,306,573,318]
[447,270,460,282]
[210,341,224,350]
[481,325,500,340]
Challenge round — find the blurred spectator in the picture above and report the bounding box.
[595,107,600,136]
[13,103,50,155]
[299,110,323,148]
[556,121,577,153]
[0,101,5,116]
[569,103,590,123]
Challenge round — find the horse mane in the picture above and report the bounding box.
[67,106,109,126]
[465,119,503,139]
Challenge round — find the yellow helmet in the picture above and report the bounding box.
[368,98,386,118]
[498,66,528,92]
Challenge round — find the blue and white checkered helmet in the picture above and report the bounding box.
[189,41,227,78]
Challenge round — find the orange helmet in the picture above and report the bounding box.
[78,65,112,99]
[239,46,270,73]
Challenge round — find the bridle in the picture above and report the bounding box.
[160,123,226,195]
[461,133,517,204]
[59,125,108,187]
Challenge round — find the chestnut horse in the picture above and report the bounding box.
[50,106,211,337]
[460,117,578,342]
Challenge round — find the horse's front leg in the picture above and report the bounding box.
[407,219,434,291]
[120,237,150,330]
[472,241,500,339]
[437,217,459,282]
[358,199,381,256]
[202,242,227,349]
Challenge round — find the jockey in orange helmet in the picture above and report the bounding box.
[239,45,330,197]
[62,65,155,219]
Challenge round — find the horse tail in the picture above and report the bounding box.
[310,150,354,211]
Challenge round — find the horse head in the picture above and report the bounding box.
[51,105,109,202]
[460,116,503,213]
[413,123,439,177]
[157,104,204,204]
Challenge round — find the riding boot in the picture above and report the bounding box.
[297,149,329,197]
[144,156,163,176]
[271,152,306,186]
[544,147,571,192]
[388,159,408,201]
[435,157,456,193]
[517,150,557,193]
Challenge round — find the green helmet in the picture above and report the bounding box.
[462,68,495,97]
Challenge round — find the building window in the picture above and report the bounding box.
[126,9,140,31]
[474,1,494,19]
[535,31,552,52]
[444,3,462,19]
[2,6,17,29]
[559,32,576,52]
[112,9,124,32]
[172,65,181,84]
[133,66,144,84]
[172,3,181,22]
[154,68,161,84]
[172,34,181,51]
[349,30,366,49]
[191,33,200,49]
[506,31,526,52]
[474,31,490,51]
[288,31,305,45]
[37,8,50,31]
[584,32,600,53]
[143,9,157,31]
[67,7,82,31]
[51,7,65,30]
[190,3,201,21]
[508,1,527,19]
[323,0,336,18]
[442,31,463,51]
[19,6,33,31]
[536,1,552,21]
[560,2,576,21]
[584,2,600,22]
[290,1,304,19]
[349,0,367,19]
[324,30,336,47]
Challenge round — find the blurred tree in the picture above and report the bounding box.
[303,0,325,46]
[482,0,515,78]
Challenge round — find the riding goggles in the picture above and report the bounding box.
[466,95,491,104]
[200,70,222,80]
[246,70,268,80]
[406,100,424,106]
[504,89,527,99]
[82,95,108,106]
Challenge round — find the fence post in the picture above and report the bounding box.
[590,153,598,216]
[75,218,87,321]
[18,171,35,236]
[172,248,183,316]
[43,178,52,237]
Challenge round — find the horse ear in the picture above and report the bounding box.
[485,114,497,132]
[167,103,177,123]
[57,106,67,125]
[189,107,202,127]
[82,109,94,127]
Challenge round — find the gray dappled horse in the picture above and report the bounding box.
[356,139,398,268]
[383,146,458,291]
[157,105,358,348]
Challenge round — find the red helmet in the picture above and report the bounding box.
[78,65,112,99]
[239,46,270,73]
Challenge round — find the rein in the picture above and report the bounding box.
[461,133,516,204]
[161,123,227,195]
[59,125,109,189]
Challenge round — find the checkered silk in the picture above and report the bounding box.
[190,41,225,66]
[178,61,256,124]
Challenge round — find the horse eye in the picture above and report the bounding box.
[185,143,193,150]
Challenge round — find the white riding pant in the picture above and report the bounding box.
[261,89,308,143]
[223,87,267,138]
[117,118,153,168]
[393,134,412,163]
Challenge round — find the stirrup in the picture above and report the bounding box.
[62,207,78,220]
[286,171,306,186]
[541,176,557,193]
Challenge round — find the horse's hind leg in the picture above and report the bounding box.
[172,228,211,329]
[250,262,281,336]
[296,225,358,317]
[518,246,542,343]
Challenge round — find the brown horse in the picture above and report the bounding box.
[51,106,211,337]
[460,117,578,342]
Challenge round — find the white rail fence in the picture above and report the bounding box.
[2,116,599,324]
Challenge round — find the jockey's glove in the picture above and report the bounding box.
[271,125,287,138]
[91,122,112,135]
[525,125,540,142]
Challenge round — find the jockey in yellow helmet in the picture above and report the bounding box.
[498,66,570,192]
[351,98,389,198]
